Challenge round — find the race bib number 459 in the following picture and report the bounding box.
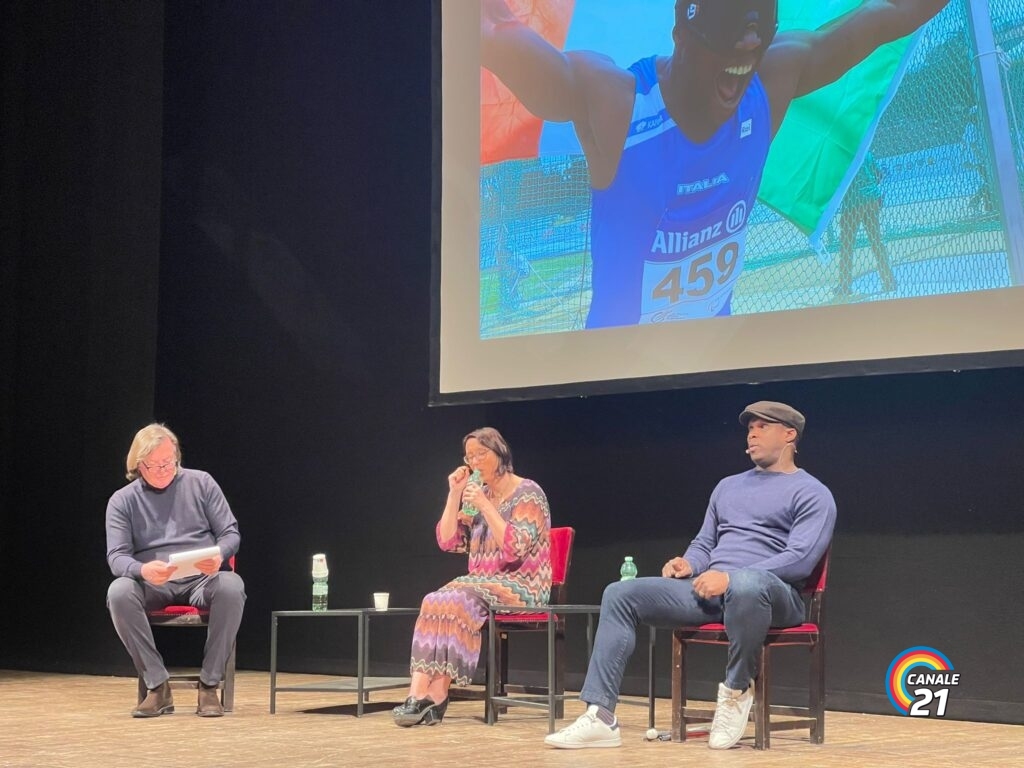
[639,231,745,323]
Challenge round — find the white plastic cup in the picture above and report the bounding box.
[373,592,389,610]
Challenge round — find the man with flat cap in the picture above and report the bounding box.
[545,401,835,750]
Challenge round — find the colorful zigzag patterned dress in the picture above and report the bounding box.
[409,478,551,685]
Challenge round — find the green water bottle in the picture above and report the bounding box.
[461,469,483,516]
[620,556,638,581]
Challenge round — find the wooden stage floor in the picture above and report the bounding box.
[1,669,1019,767]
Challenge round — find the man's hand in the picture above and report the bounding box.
[141,560,178,586]
[194,553,223,576]
[662,557,693,579]
[692,570,730,600]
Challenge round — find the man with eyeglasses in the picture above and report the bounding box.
[105,423,245,718]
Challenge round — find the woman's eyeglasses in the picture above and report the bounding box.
[463,449,491,464]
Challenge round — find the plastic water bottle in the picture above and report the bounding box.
[312,553,329,612]
[461,469,483,516]
[620,556,638,581]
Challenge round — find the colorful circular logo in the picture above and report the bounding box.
[885,646,954,715]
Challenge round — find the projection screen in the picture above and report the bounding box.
[433,0,1024,403]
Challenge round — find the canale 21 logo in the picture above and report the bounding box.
[885,646,959,716]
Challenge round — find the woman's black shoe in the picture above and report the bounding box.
[392,696,448,727]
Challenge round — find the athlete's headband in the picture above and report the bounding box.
[679,1,779,56]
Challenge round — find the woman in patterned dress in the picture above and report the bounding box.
[392,427,551,727]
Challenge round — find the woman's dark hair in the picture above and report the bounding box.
[463,426,514,476]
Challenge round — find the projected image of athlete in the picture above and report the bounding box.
[481,0,948,329]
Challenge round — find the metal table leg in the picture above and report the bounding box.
[364,614,372,702]
[356,612,366,716]
[547,611,556,733]
[270,614,279,714]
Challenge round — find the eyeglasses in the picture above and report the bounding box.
[463,449,491,464]
[140,459,177,473]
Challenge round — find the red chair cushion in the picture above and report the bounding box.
[496,612,557,623]
[147,557,235,618]
[682,622,819,634]
[693,623,724,632]
[149,605,206,617]
[769,623,819,634]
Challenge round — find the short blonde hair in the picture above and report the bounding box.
[125,423,181,481]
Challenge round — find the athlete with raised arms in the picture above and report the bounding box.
[481,0,948,328]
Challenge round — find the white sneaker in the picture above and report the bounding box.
[544,705,622,749]
[708,679,754,749]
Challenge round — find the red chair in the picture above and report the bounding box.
[486,526,576,722]
[671,549,830,749]
[135,557,238,712]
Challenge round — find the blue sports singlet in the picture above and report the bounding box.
[586,56,771,329]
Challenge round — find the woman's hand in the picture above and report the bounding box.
[448,465,471,495]
[461,480,494,516]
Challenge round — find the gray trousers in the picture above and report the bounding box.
[579,570,805,712]
[107,572,246,690]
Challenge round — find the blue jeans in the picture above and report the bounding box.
[579,570,805,712]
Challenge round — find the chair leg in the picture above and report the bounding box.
[810,637,825,744]
[496,632,511,717]
[484,627,509,723]
[647,626,656,729]
[754,646,770,750]
[554,629,565,720]
[497,633,508,715]
[499,631,509,699]
[671,633,687,742]
[485,620,496,724]
[222,641,237,712]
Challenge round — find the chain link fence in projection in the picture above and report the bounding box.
[478,0,1024,340]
